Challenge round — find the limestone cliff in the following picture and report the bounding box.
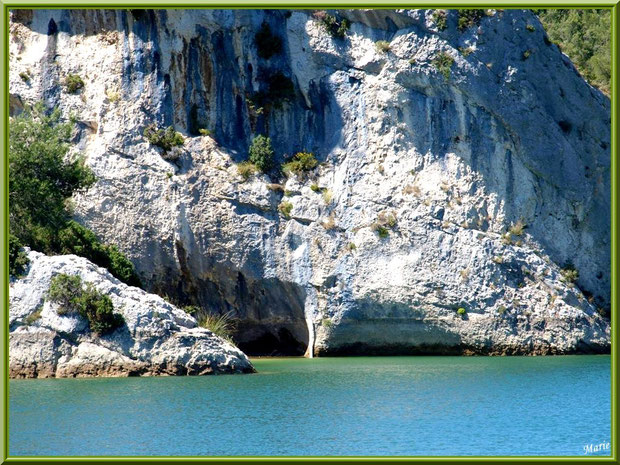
[9,9,610,355]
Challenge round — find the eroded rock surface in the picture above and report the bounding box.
[9,251,255,378]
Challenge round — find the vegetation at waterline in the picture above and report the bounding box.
[9,103,141,286]
[197,312,236,343]
[535,9,610,95]
[48,273,125,335]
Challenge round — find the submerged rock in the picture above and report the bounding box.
[8,9,611,355]
[9,251,255,378]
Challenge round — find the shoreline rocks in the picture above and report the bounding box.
[9,251,255,378]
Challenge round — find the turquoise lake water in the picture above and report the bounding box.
[9,356,611,456]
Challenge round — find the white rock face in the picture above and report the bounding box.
[9,9,610,355]
[9,251,255,378]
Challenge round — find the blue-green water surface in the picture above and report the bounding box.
[9,356,611,456]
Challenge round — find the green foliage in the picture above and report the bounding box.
[457,307,467,315]
[9,103,95,252]
[372,211,397,238]
[347,242,357,251]
[282,152,318,177]
[198,312,235,343]
[64,74,84,93]
[561,265,579,284]
[497,305,507,315]
[237,161,257,181]
[315,11,350,39]
[522,49,532,60]
[279,201,293,218]
[19,71,30,82]
[57,221,141,287]
[432,52,454,80]
[24,307,43,325]
[9,234,29,278]
[143,124,184,153]
[322,318,334,328]
[198,128,212,137]
[536,9,610,95]
[48,273,125,335]
[526,24,536,32]
[375,40,391,53]
[249,135,275,172]
[183,305,200,315]
[310,184,320,192]
[9,103,140,287]
[432,10,447,30]
[458,9,484,31]
[458,46,474,57]
[48,273,84,315]
[255,22,282,59]
[372,224,389,238]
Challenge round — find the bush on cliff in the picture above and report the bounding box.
[9,234,29,278]
[144,124,184,153]
[536,9,610,95]
[9,102,140,287]
[282,152,318,177]
[48,273,125,335]
[249,135,274,172]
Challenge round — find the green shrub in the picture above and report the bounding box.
[432,10,448,30]
[249,135,274,172]
[48,273,124,335]
[19,71,30,82]
[522,49,532,60]
[373,224,389,238]
[282,152,318,177]
[457,307,467,315]
[497,305,507,315]
[458,46,474,57]
[315,11,350,39]
[322,317,334,328]
[237,161,257,181]
[561,265,579,284]
[432,52,454,80]
[183,305,200,315]
[57,221,141,287]
[198,128,212,137]
[347,242,357,251]
[371,211,397,238]
[144,124,184,153]
[310,184,320,192]
[279,201,293,218]
[9,103,95,252]
[255,22,282,59]
[47,273,84,315]
[9,234,29,278]
[536,9,610,95]
[375,40,391,53]
[458,9,484,31]
[64,74,84,94]
[198,312,235,343]
[526,24,535,32]
[24,307,43,325]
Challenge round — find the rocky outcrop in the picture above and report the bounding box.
[9,251,255,378]
[9,9,610,355]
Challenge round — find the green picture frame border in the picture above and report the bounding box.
[0,1,617,462]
